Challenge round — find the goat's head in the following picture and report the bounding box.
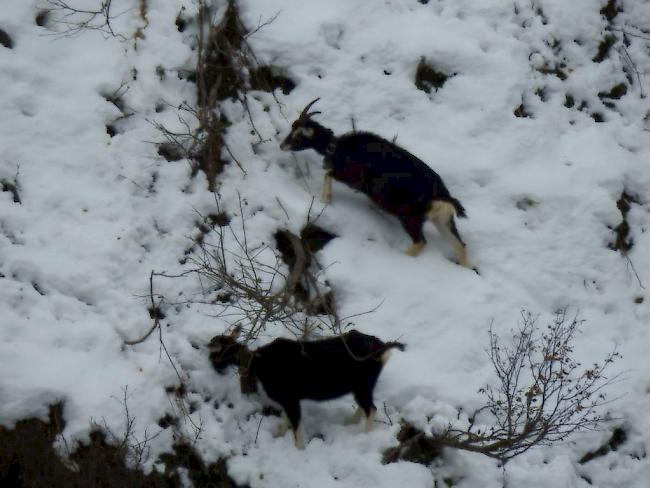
[208,329,246,372]
[280,98,322,151]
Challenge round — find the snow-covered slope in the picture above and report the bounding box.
[2,0,650,486]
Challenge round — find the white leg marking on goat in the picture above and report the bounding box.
[427,201,470,268]
[344,407,364,425]
[320,174,332,204]
[364,409,377,433]
[275,412,290,437]
[405,241,425,257]
[294,428,306,450]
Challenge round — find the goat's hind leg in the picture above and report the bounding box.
[352,390,377,433]
[321,172,333,204]
[344,407,364,426]
[428,201,470,268]
[274,411,291,437]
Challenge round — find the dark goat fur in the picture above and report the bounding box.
[280,99,469,267]
[209,329,405,448]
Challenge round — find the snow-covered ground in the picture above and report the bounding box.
[2,0,650,486]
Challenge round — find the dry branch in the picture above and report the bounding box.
[184,196,340,342]
[44,0,127,40]
[154,0,286,189]
[386,311,622,463]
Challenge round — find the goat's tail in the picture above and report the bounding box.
[447,197,467,218]
[385,341,406,352]
[380,341,406,364]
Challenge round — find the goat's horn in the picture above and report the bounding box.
[299,98,320,119]
[307,110,322,117]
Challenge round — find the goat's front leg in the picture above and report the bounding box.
[344,407,364,426]
[283,401,305,449]
[400,216,426,256]
[364,407,377,433]
[320,172,333,204]
[274,411,290,437]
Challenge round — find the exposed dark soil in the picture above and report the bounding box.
[415,58,454,94]
[609,191,640,254]
[0,403,247,488]
[579,426,627,464]
[0,29,13,49]
[382,423,442,465]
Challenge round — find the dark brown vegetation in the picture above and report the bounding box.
[35,11,50,27]
[0,28,13,49]
[593,34,616,63]
[156,0,295,190]
[579,426,627,464]
[609,191,640,254]
[598,83,627,101]
[274,224,337,315]
[415,58,454,94]
[0,402,247,488]
[1,179,21,204]
[601,0,621,23]
[535,62,568,81]
[159,443,248,488]
[513,101,532,118]
[249,66,296,95]
[382,423,442,465]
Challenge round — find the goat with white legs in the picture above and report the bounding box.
[209,329,405,449]
[280,99,470,268]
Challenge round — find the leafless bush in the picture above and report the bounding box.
[184,195,341,342]
[155,0,286,190]
[123,192,348,385]
[89,386,162,469]
[42,0,127,40]
[385,311,622,463]
[123,271,205,444]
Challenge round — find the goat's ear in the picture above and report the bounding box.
[301,127,314,137]
[230,325,242,339]
[208,335,224,351]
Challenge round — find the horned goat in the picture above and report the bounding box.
[209,329,405,449]
[280,98,470,267]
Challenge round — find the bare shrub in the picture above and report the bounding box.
[385,311,622,463]
[155,0,287,190]
[0,399,246,487]
[41,0,127,40]
[183,195,341,342]
[89,386,163,469]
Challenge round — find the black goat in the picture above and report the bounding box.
[209,329,405,449]
[280,99,470,267]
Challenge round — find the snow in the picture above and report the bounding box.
[2,0,650,486]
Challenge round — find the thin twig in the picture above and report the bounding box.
[254,415,264,444]
[625,254,645,289]
[124,271,161,346]
[275,197,291,221]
